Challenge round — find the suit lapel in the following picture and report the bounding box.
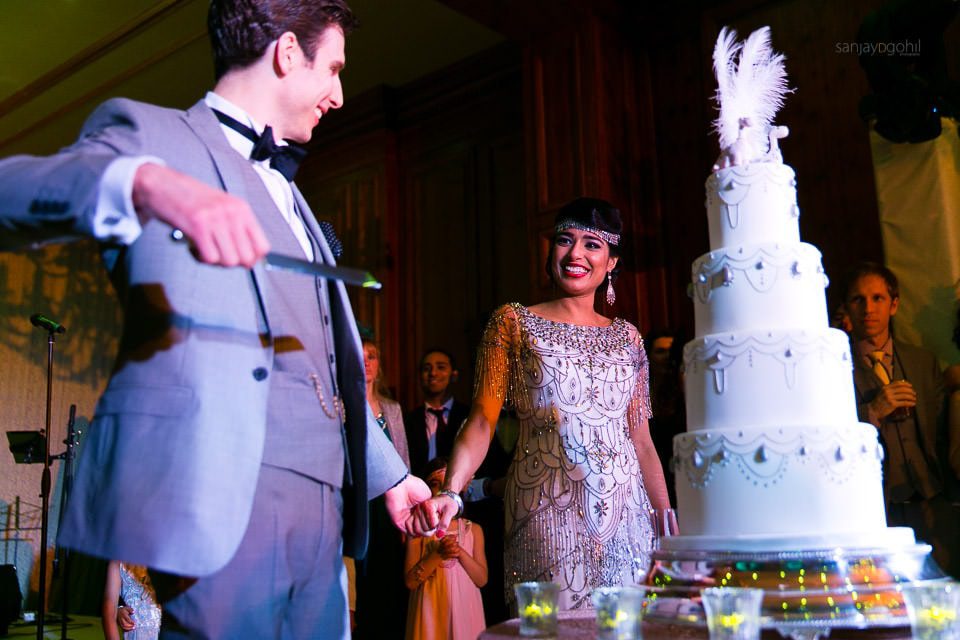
[292,184,364,374]
[180,101,276,331]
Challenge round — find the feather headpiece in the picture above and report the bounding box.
[712,26,791,156]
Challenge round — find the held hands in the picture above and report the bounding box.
[132,163,270,268]
[870,380,917,420]
[384,475,434,536]
[414,493,461,538]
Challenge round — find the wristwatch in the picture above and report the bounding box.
[439,489,464,518]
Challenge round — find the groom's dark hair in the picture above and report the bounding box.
[208,0,359,80]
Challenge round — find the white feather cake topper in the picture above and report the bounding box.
[712,26,792,169]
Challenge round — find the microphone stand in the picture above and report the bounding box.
[51,405,78,640]
[36,325,57,640]
[28,313,66,640]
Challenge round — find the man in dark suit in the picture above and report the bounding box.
[0,1,430,637]
[843,261,958,578]
[405,348,470,475]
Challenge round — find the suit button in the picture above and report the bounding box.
[252,367,268,381]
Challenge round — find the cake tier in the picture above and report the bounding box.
[706,162,799,250]
[690,242,828,336]
[671,423,889,543]
[683,328,858,431]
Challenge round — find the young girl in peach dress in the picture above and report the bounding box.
[405,458,487,640]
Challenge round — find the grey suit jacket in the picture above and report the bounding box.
[852,338,945,501]
[0,98,407,575]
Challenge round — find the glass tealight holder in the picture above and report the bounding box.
[700,587,763,640]
[514,581,560,637]
[592,586,647,640]
[902,581,960,640]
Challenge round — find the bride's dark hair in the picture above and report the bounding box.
[546,197,624,284]
[554,197,623,256]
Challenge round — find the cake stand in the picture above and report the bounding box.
[643,543,946,639]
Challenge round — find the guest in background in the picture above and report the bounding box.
[843,261,959,578]
[353,334,412,638]
[944,304,960,484]
[405,457,487,640]
[646,328,687,506]
[363,335,410,466]
[102,561,161,640]
[405,349,469,476]
[832,304,853,334]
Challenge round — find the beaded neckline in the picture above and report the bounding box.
[512,303,622,331]
[511,302,632,351]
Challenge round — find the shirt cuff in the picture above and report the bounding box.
[92,156,165,244]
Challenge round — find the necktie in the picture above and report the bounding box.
[428,408,447,434]
[869,350,891,385]
[213,110,307,182]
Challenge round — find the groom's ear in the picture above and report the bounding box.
[274,31,302,76]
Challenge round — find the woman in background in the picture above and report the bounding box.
[352,335,412,638]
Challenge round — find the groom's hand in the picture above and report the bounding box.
[384,474,434,536]
[133,163,270,268]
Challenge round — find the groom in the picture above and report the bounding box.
[0,1,431,637]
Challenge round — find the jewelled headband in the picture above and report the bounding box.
[554,220,620,246]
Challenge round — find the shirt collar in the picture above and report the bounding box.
[854,334,893,360]
[425,397,454,413]
[205,92,289,162]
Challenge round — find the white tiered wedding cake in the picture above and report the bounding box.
[660,27,915,553]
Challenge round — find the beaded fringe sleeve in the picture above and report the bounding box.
[473,304,526,414]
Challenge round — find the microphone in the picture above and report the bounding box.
[30,313,66,334]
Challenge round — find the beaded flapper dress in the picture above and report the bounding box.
[477,304,655,610]
[119,563,161,640]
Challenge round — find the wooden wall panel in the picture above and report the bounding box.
[302,47,525,408]
[522,15,671,332]
[525,35,584,211]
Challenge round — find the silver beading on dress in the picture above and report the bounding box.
[487,304,656,610]
[119,563,161,640]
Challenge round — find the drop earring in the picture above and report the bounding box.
[605,272,616,306]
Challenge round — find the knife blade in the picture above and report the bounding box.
[169,229,381,289]
[264,252,382,289]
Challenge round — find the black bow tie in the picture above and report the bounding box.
[213,109,307,182]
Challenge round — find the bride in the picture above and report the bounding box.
[422,197,671,610]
